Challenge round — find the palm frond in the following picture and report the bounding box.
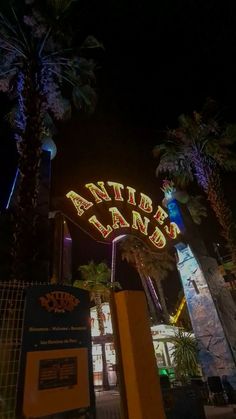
[170,329,199,381]
[72,84,97,113]
[81,35,104,50]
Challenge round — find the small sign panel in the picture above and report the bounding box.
[38,356,77,390]
[23,348,90,417]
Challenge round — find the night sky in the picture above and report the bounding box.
[1,0,236,311]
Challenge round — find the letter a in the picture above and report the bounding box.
[132,211,150,235]
[109,207,130,229]
[66,190,93,216]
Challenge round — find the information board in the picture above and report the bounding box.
[17,285,94,418]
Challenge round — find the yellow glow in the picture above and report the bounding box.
[109,207,130,229]
[88,215,113,238]
[132,211,150,236]
[126,186,137,206]
[66,190,93,216]
[153,206,168,225]
[66,181,182,249]
[138,192,153,213]
[85,182,111,204]
[164,222,180,239]
[170,297,186,324]
[149,227,166,249]
[107,181,124,201]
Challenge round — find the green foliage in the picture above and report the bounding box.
[74,260,121,303]
[154,102,236,189]
[170,329,199,383]
[120,235,174,323]
[154,102,236,263]
[120,235,174,279]
[0,2,101,133]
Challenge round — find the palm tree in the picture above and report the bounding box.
[154,104,236,265]
[74,261,120,390]
[119,235,174,324]
[170,329,199,384]
[0,1,100,280]
[143,250,174,324]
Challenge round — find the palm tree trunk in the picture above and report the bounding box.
[194,153,236,265]
[13,67,45,281]
[155,279,170,324]
[207,174,236,265]
[138,269,158,322]
[134,251,158,322]
[146,276,162,312]
[94,292,110,390]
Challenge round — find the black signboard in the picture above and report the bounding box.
[17,285,95,418]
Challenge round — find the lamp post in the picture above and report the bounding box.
[110,235,129,419]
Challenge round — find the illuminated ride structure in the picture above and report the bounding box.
[90,301,186,387]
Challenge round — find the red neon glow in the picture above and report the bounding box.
[149,227,166,249]
[132,210,150,235]
[109,207,130,229]
[164,222,180,239]
[138,193,153,213]
[126,186,136,206]
[66,191,93,216]
[107,181,124,201]
[88,215,113,238]
[85,182,111,204]
[153,206,168,225]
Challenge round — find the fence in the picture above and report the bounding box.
[0,280,44,419]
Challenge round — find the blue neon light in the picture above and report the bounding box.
[6,168,19,210]
[167,199,185,233]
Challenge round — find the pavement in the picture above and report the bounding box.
[96,390,121,419]
[95,390,236,419]
[204,405,236,419]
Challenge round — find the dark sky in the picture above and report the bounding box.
[51,0,236,198]
[1,0,236,311]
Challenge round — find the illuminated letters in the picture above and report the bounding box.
[66,190,93,216]
[88,215,113,238]
[67,180,182,250]
[138,193,153,213]
[149,227,166,249]
[132,211,150,236]
[109,207,130,229]
[164,222,180,239]
[107,181,124,201]
[126,186,137,206]
[85,182,111,203]
[153,206,168,225]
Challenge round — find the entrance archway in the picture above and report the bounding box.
[66,180,236,389]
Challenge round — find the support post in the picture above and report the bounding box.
[114,291,166,419]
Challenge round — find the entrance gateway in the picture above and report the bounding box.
[66,180,181,249]
[67,180,236,393]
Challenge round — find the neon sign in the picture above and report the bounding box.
[66,181,181,250]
